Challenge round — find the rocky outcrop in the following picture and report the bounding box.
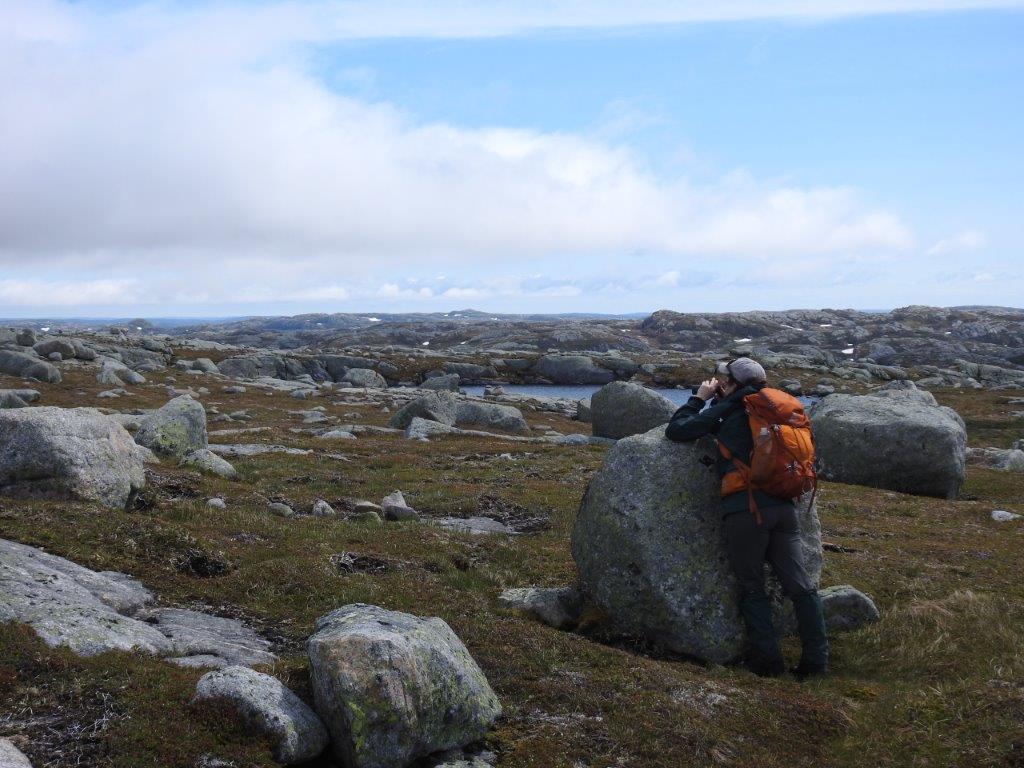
[0,407,144,508]
[419,374,461,391]
[307,604,501,768]
[811,383,966,498]
[532,354,614,385]
[571,427,821,663]
[0,538,273,665]
[135,395,208,459]
[590,381,677,439]
[0,350,61,383]
[192,667,329,765]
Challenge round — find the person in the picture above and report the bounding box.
[664,357,828,679]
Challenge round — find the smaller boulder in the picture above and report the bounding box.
[388,391,458,430]
[135,395,208,459]
[181,449,238,480]
[499,586,583,630]
[312,499,336,517]
[820,585,880,632]
[420,374,461,391]
[590,381,677,439]
[268,502,295,518]
[192,666,329,765]
[341,368,388,389]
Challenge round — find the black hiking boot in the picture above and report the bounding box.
[790,661,828,681]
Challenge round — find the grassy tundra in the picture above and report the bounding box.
[1,367,1022,768]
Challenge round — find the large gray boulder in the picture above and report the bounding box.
[135,395,208,459]
[571,427,821,663]
[387,391,458,430]
[455,401,528,433]
[192,666,329,765]
[810,388,966,498]
[533,354,613,385]
[0,350,61,383]
[308,604,501,768]
[0,407,144,508]
[590,381,677,439]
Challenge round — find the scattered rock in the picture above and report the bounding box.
[0,391,29,409]
[991,510,1021,522]
[819,585,880,632]
[143,607,274,667]
[455,401,528,433]
[181,449,238,479]
[318,429,356,440]
[135,395,208,459]
[268,502,295,518]
[967,447,1024,473]
[15,328,37,346]
[432,517,514,535]
[0,407,145,509]
[571,426,821,663]
[420,374,461,391]
[499,586,583,630]
[192,666,329,765]
[533,354,614,385]
[312,499,336,517]
[341,368,388,389]
[307,604,501,768]
[387,391,458,430]
[207,497,227,509]
[590,381,676,439]
[0,349,61,383]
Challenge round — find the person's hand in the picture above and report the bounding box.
[696,379,719,400]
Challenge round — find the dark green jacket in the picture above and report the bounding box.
[664,385,788,515]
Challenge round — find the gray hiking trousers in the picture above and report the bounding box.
[722,502,816,598]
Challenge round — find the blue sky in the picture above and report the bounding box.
[0,1,1022,316]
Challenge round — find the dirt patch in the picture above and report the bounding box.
[175,547,233,578]
[330,551,400,575]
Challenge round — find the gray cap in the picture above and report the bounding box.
[715,357,767,386]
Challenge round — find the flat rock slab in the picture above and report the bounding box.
[208,444,311,458]
[432,517,515,535]
[0,538,274,667]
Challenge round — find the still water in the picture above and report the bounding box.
[462,383,818,408]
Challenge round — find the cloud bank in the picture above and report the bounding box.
[1,0,1011,312]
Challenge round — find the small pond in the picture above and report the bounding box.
[461,383,819,407]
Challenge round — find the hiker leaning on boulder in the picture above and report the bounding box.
[664,357,828,679]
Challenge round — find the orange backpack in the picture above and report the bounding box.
[717,388,817,521]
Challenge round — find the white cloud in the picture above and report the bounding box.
[0,278,139,306]
[926,229,987,256]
